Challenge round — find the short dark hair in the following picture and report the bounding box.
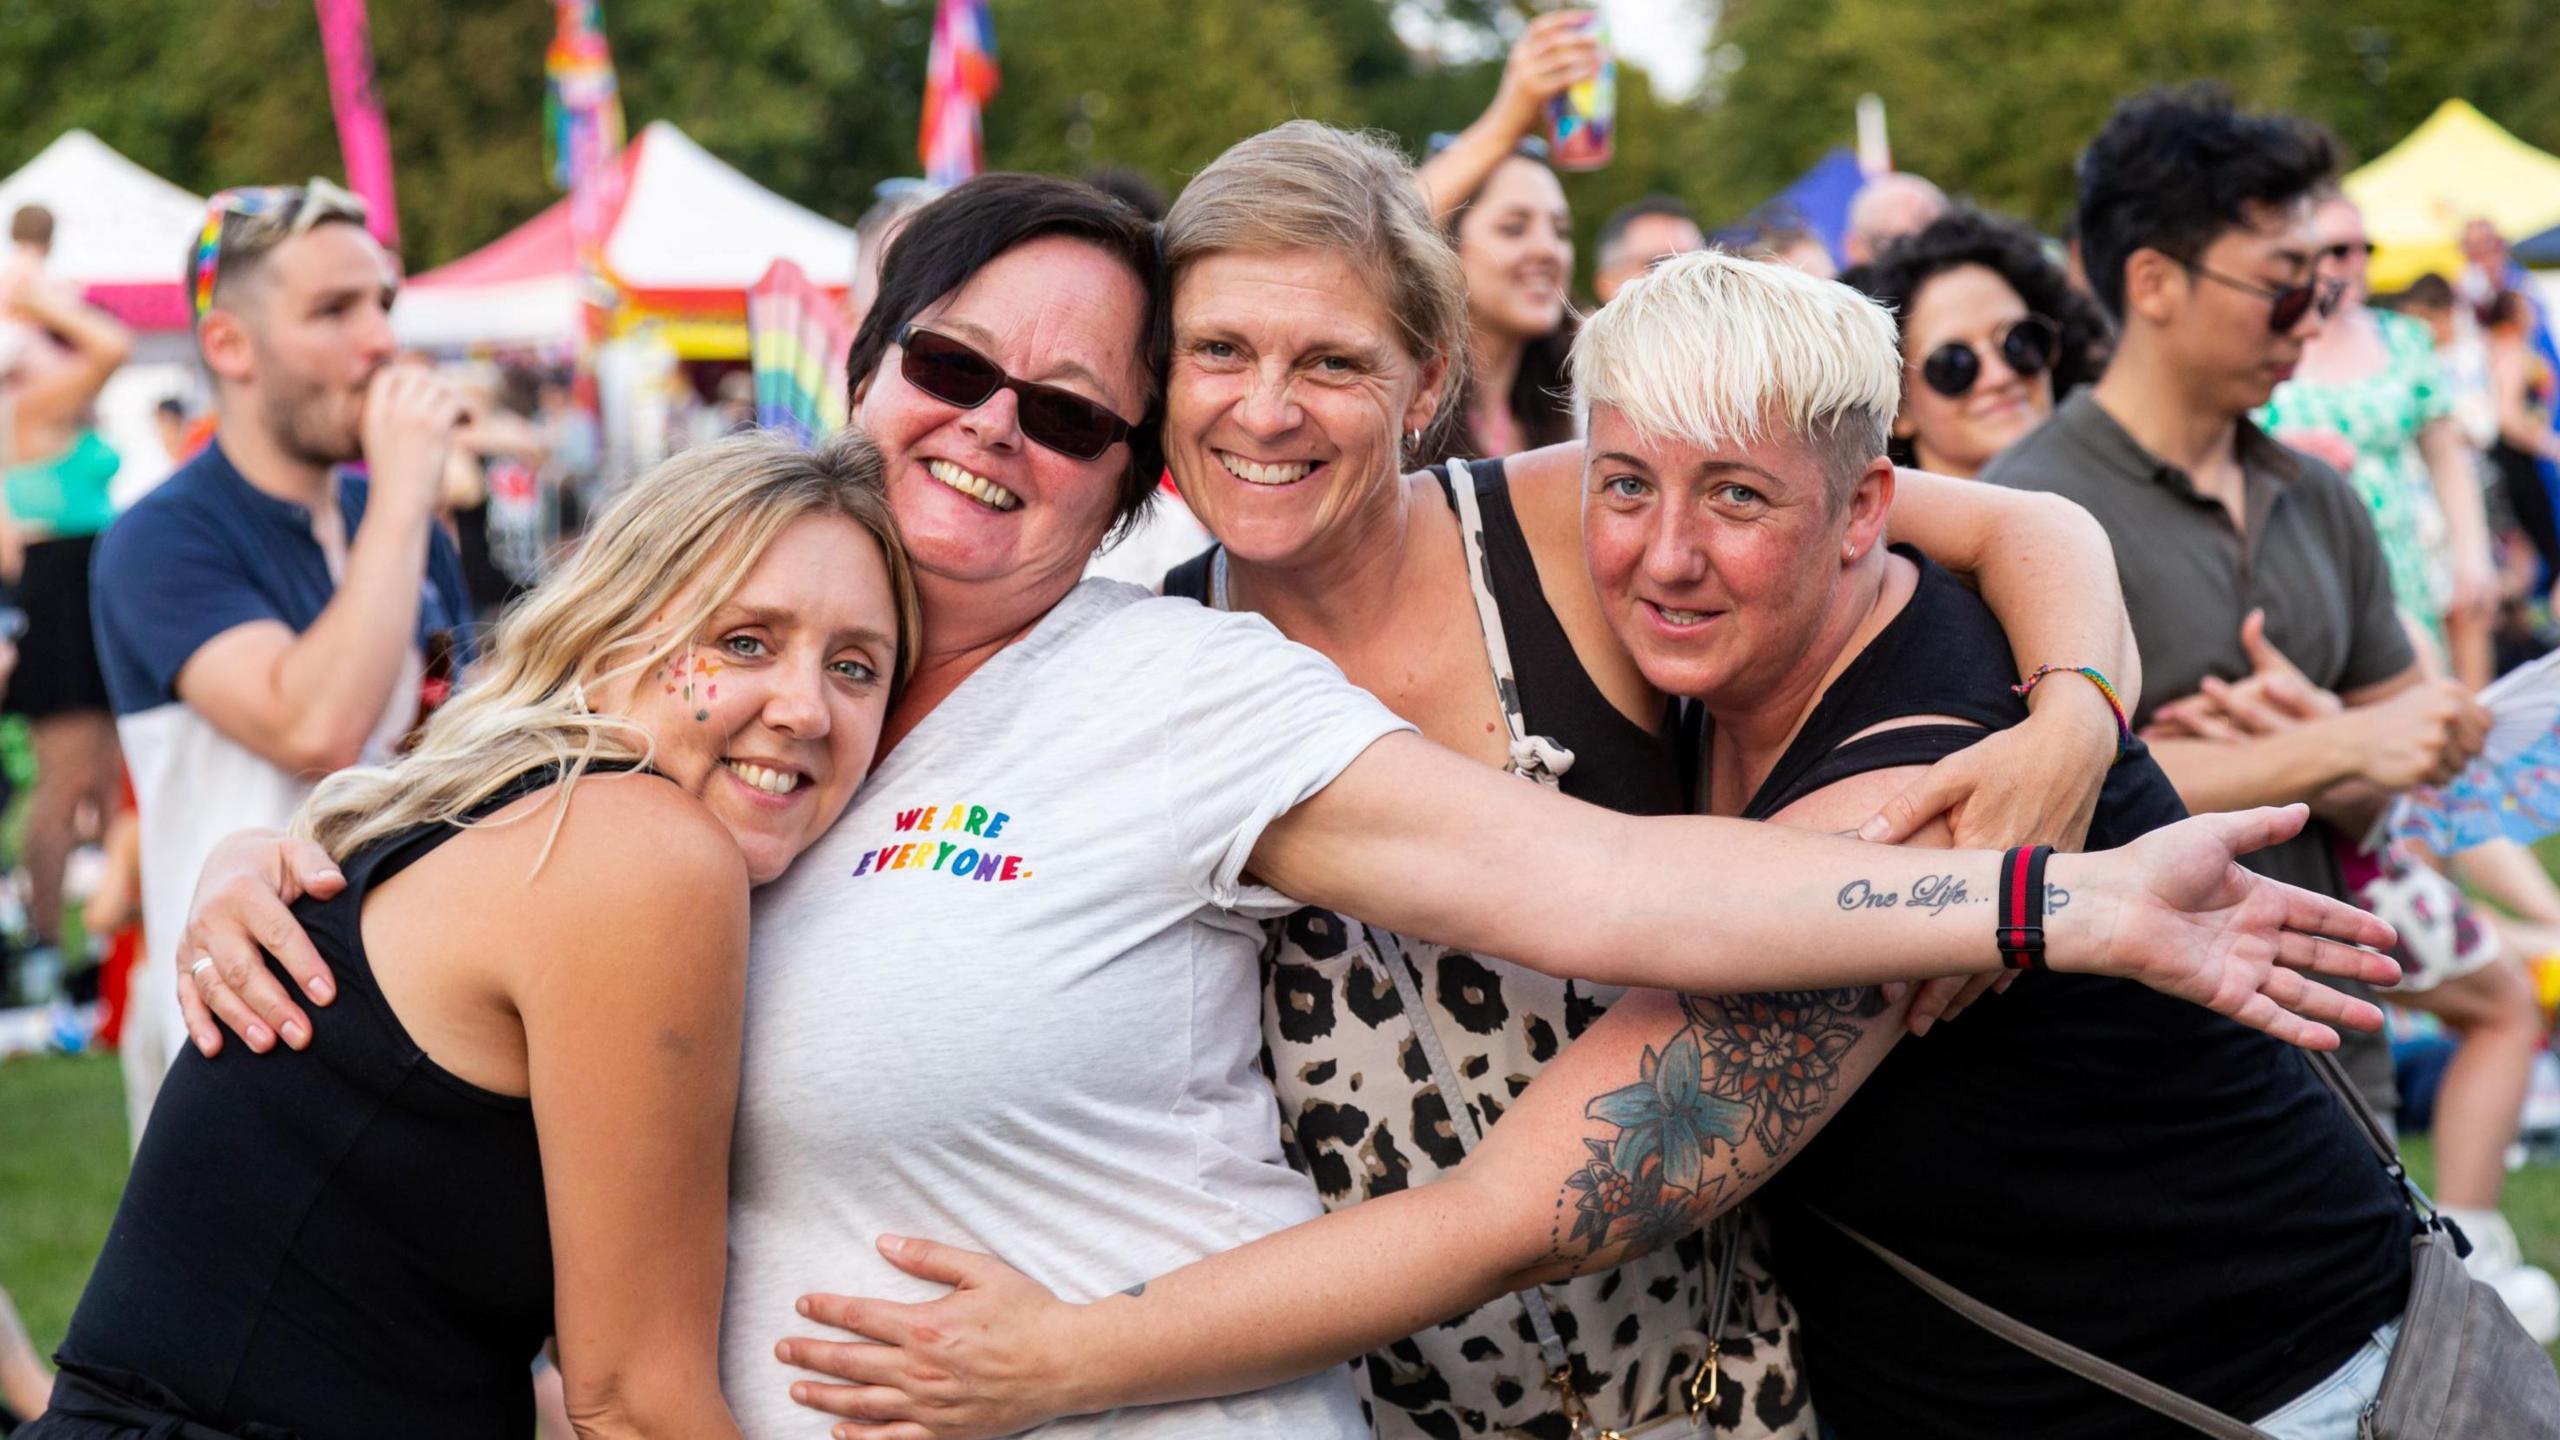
[155,396,186,420]
[1842,208,2116,431]
[1596,195,1697,265]
[10,204,52,247]
[2074,84,2337,321]
[844,173,1167,539]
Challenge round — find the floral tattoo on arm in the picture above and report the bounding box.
[1554,987,1891,1266]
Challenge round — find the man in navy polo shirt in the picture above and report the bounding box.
[91,180,472,1139]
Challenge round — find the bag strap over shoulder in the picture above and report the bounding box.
[1809,1209,2276,1440]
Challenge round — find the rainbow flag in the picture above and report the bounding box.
[545,1,625,197]
[748,261,851,445]
[920,0,998,188]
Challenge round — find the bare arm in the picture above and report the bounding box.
[2420,417,2496,620]
[1868,469,2138,849]
[2489,342,2560,457]
[1413,11,1600,223]
[777,774,1929,1436]
[510,780,750,1439]
[1245,732,2393,1043]
[6,280,131,426]
[174,368,460,775]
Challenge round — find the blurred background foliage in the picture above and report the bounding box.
[3,0,2557,284]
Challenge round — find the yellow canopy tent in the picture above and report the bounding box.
[2343,99,2560,290]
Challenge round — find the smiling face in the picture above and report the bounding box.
[1455,156,1572,342]
[1167,247,1447,567]
[851,235,1151,615]
[1896,263,2052,477]
[610,513,903,884]
[1581,404,1892,706]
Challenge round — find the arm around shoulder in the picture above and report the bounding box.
[505,776,751,1440]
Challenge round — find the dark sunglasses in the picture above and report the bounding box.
[1919,316,2061,398]
[2179,259,2345,332]
[897,324,1133,461]
[2319,239,2374,264]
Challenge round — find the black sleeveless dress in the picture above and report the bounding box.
[36,770,609,1439]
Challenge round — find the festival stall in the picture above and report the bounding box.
[2343,99,2560,291]
[392,121,857,358]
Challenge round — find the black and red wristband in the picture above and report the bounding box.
[1997,844,2053,970]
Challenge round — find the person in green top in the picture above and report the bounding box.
[0,243,131,1004]
[2257,189,2496,686]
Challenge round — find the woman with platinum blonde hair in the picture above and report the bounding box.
[29,429,916,1439]
[773,128,2396,1440]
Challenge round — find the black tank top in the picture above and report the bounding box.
[56,769,603,1438]
[1164,455,1683,814]
[1728,552,2412,1437]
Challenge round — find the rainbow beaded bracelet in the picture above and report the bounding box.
[2013,664,2132,759]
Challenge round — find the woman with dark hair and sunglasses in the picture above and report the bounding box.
[1842,209,2112,478]
[175,169,2396,1440]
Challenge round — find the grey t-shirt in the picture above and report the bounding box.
[722,580,1407,1439]
[1984,391,2414,1114]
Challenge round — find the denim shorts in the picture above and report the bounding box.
[2253,1317,2402,1440]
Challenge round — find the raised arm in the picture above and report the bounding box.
[510,780,750,1439]
[1866,469,2136,849]
[1249,730,2395,1043]
[1413,11,1601,223]
[6,277,132,427]
[779,774,1930,1436]
[174,366,459,775]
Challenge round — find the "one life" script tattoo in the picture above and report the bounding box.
[1834,874,2070,915]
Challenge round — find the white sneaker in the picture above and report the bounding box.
[2446,1208,2560,1346]
[2490,1262,2560,1348]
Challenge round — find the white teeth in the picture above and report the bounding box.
[1217,452,1316,486]
[725,760,802,796]
[926,458,1021,511]
[1657,606,1709,624]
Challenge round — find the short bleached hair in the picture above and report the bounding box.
[1571,249,1901,508]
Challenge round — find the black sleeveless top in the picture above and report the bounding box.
[1164,455,1684,814]
[1730,552,2412,1437]
[55,770,595,1439]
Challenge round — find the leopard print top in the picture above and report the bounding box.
[1207,460,1815,1439]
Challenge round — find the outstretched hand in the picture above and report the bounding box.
[2055,804,2400,1049]
[781,1236,1087,1440]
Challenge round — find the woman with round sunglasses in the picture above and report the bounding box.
[1842,209,2112,479]
[2259,190,2498,683]
[176,171,2393,1440]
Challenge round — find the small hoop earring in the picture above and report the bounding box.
[1404,428,1422,451]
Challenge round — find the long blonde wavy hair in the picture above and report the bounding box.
[294,427,921,862]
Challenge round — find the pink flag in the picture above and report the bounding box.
[313,0,401,255]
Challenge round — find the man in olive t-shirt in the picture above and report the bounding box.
[1983,89,2488,1126]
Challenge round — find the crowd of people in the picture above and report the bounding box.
[3,20,2560,1440]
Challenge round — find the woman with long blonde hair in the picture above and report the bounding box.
[25,428,916,1440]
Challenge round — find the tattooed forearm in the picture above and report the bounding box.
[1834,875,2070,915]
[1546,987,1893,1270]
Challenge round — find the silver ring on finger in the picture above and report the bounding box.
[190,955,221,988]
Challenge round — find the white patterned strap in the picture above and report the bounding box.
[1446,457,1574,787]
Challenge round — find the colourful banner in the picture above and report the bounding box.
[920,0,999,187]
[547,0,627,410]
[312,0,401,254]
[747,260,852,445]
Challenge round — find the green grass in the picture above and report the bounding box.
[2,1052,2555,1377]
[0,1053,128,1355]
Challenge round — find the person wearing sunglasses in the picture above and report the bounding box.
[2260,190,2498,685]
[1985,86,2502,1146]
[87,178,476,1140]
[1842,208,2113,478]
